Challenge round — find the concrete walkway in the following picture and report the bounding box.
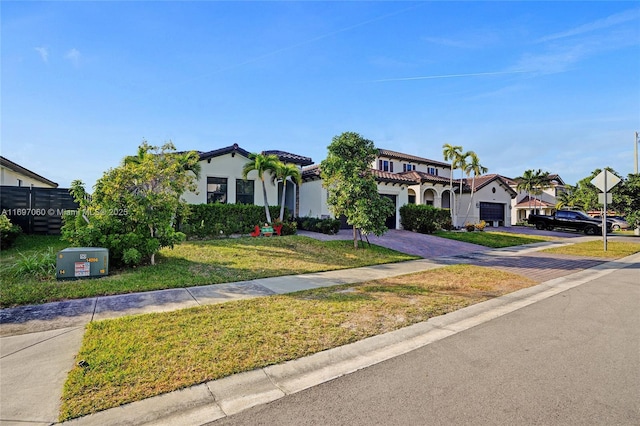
[0,232,638,425]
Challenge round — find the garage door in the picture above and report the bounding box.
[380,194,397,229]
[479,202,504,222]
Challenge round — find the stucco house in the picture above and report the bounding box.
[183,144,518,230]
[0,156,58,188]
[503,174,567,225]
[181,144,313,217]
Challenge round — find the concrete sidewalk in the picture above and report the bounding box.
[0,237,638,425]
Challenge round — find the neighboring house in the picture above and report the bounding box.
[0,156,58,188]
[454,174,518,227]
[181,144,312,217]
[300,148,457,230]
[504,174,567,225]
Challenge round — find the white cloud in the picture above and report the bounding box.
[65,48,81,66]
[536,8,640,43]
[34,47,49,63]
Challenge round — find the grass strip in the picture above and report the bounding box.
[434,230,553,248]
[60,265,535,420]
[0,236,417,307]
[540,240,640,258]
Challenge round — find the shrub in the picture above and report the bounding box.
[0,214,22,250]
[465,223,476,232]
[296,216,341,235]
[474,220,487,231]
[9,247,56,279]
[399,205,451,234]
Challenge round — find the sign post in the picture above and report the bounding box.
[590,170,621,251]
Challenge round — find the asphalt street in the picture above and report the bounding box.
[212,263,640,426]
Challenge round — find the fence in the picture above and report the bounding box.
[0,186,79,235]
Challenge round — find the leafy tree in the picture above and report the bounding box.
[321,131,394,249]
[612,173,640,230]
[62,141,200,266]
[572,169,607,212]
[271,162,302,222]
[442,143,463,224]
[242,153,281,224]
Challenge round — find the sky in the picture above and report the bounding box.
[2,1,639,189]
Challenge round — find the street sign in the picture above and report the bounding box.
[591,170,620,192]
[598,193,612,204]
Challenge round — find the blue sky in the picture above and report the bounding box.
[2,1,639,189]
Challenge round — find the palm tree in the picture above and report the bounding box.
[555,184,577,210]
[532,170,553,213]
[442,143,463,225]
[462,151,488,223]
[242,153,281,224]
[271,162,302,222]
[516,169,536,214]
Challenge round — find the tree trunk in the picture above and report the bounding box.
[279,179,287,222]
[352,225,358,249]
[262,179,272,223]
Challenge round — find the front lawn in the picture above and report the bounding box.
[541,240,640,258]
[60,264,535,421]
[434,230,554,248]
[0,235,418,308]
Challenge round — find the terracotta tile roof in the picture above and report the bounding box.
[402,170,451,185]
[262,150,313,166]
[377,149,450,168]
[514,196,555,209]
[455,174,518,197]
[302,165,415,185]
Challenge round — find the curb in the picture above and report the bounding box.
[61,252,640,425]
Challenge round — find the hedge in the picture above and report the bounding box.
[179,204,291,238]
[399,204,451,234]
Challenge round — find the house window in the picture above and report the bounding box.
[236,179,254,204]
[390,161,394,172]
[403,164,416,172]
[408,195,416,204]
[427,167,438,176]
[207,177,227,203]
[379,160,390,172]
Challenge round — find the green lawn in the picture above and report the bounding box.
[60,264,535,421]
[0,235,418,308]
[434,230,554,248]
[541,240,640,258]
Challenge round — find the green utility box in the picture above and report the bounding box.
[56,247,109,280]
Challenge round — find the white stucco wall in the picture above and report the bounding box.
[182,153,279,206]
[456,183,514,228]
[0,166,57,188]
[378,183,408,229]
[298,179,331,218]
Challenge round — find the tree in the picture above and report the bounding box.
[271,162,302,222]
[321,131,394,249]
[62,141,200,266]
[555,184,578,210]
[462,151,488,224]
[515,169,552,214]
[612,173,640,230]
[242,153,281,224]
[442,143,463,225]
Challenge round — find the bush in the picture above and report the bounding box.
[0,214,22,250]
[465,223,476,232]
[296,216,341,235]
[399,205,451,234]
[474,220,487,231]
[181,204,289,238]
[9,247,56,279]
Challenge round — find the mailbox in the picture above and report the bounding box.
[56,247,109,279]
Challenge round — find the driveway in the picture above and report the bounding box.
[299,225,634,260]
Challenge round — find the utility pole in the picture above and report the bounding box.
[635,131,639,174]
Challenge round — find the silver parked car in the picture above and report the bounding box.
[594,215,629,231]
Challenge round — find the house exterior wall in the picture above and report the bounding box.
[182,153,279,206]
[0,166,57,188]
[298,179,331,219]
[457,183,514,228]
[373,154,451,178]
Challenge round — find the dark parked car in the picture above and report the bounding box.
[528,210,613,235]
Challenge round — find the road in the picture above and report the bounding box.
[212,263,640,426]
